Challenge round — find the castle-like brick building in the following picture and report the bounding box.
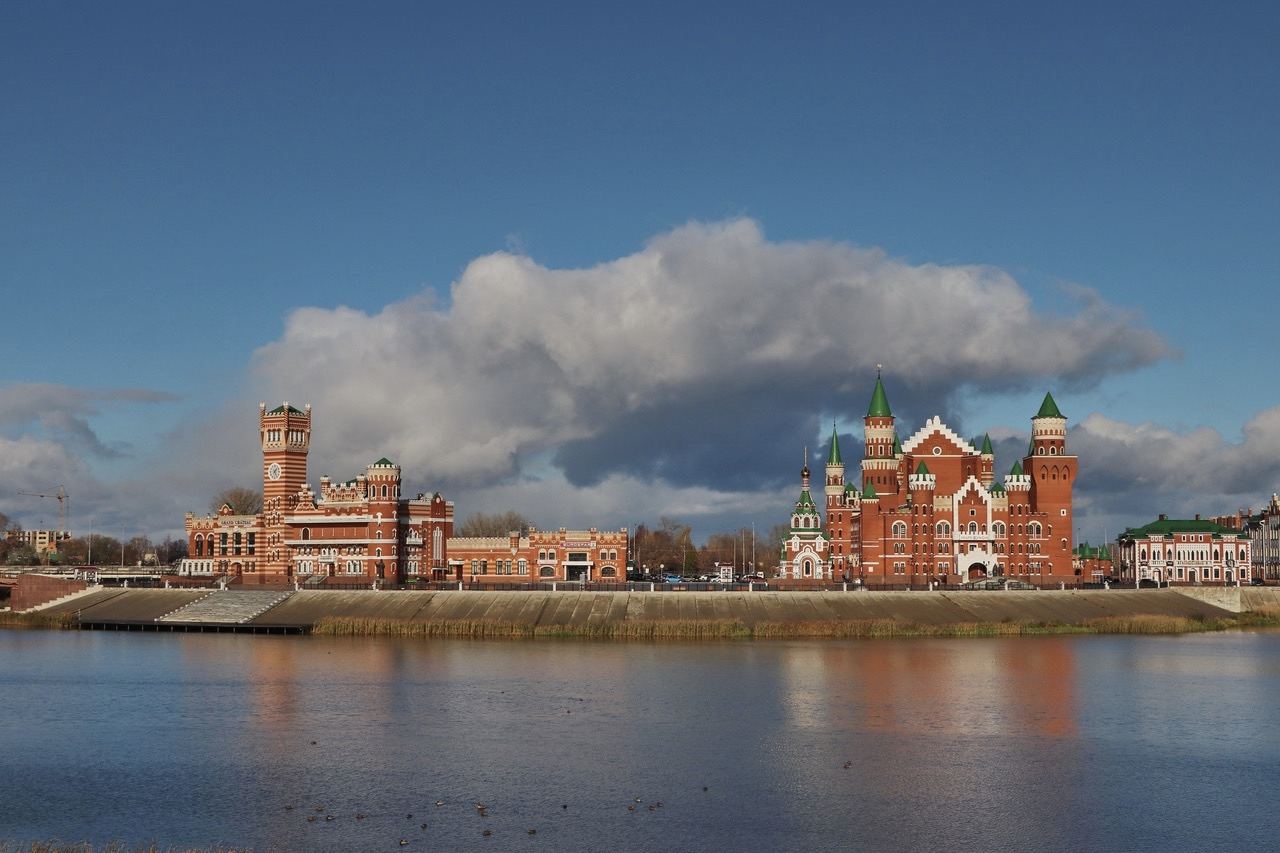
[182,403,625,585]
[783,375,1078,584]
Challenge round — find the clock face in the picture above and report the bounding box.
[268,462,282,481]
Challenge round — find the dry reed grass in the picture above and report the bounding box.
[0,611,74,630]
[310,610,1280,641]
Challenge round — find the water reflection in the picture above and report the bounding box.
[3,631,1279,852]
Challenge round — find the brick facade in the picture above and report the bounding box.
[183,403,454,585]
[447,527,628,584]
[814,376,1079,584]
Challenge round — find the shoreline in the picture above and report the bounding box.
[5,600,1279,640]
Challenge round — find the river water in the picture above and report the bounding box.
[2,630,1279,852]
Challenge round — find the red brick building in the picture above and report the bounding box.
[1116,515,1252,584]
[181,403,625,586]
[446,526,628,584]
[816,375,1078,584]
[183,403,454,584]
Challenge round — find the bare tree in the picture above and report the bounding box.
[457,511,533,537]
[210,487,263,515]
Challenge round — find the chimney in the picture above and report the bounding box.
[1158,513,1167,521]
[1194,513,1201,521]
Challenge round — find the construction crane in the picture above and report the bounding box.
[16,485,70,536]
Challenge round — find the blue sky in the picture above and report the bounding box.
[2,1,1278,540]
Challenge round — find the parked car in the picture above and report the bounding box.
[663,574,683,584]
[1251,577,1266,586]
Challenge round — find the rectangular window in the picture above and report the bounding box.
[480,560,488,575]
[220,532,228,556]
[247,533,256,555]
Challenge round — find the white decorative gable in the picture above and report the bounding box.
[901,415,979,455]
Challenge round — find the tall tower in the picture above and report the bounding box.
[1026,392,1076,575]
[861,371,898,496]
[824,423,845,512]
[366,457,402,581]
[260,402,311,505]
[259,402,311,579]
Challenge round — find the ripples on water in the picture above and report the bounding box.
[2,631,1279,852]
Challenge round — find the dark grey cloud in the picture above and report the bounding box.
[251,218,1171,497]
[0,383,178,458]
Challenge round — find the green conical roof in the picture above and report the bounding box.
[1010,460,1024,476]
[827,424,842,465]
[372,457,396,466]
[866,376,893,418]
[862,481,877,499]
[915,460,930,475]
[981,433,993,454]
[892,435,902,455]
[1035,392,1064,419]
[990,481,1005,494]
[796,489,817,511]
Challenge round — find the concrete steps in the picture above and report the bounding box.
[157,590,293,624]
[21,585,103,614]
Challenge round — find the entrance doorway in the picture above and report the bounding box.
[967,564,987,580]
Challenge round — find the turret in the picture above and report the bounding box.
[979,433,994,487]
[909,460,937,494]
[825,423,845,507]
[1030,392,1067,457]
[862,370,899,495]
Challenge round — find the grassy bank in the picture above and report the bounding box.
[312,609,1280,641]
[0,611,75,630]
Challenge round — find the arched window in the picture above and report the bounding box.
[892,522,907,537]
[548,550,556,560]
[539,566,554,578]
[1030,522,1042,537]
[1040,467,1047,480]
[802,559,813,577]
[993,522,1006,537]
[375,548,382,557]
[600,566,617,577]
[968,521,978,534]
[301,528,310,541]
[936,522,950,536]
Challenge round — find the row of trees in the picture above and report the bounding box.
[631,518,788,575]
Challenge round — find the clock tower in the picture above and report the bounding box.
[259,402,311,579]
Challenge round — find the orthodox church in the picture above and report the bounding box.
[782,375,1077,583]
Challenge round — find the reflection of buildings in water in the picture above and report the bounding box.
[779,644,840,730]
[809,638,1078,740]
[996,639,1077,739]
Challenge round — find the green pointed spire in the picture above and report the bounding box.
[862,481,877,499]
[1034,392,1064,419]
[866,374,893,418]
[1010,460,1024,476]
[827,423,842,465]
[892,435,902,455]
[980,433,993,455]
[915,460,930,475]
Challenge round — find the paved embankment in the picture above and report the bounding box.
[14,587,1278,634]
[255,588,1245,630]
[42,589,210,623]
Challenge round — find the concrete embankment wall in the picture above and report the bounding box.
[261,588,1245,629]
[27,587,1279,631]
